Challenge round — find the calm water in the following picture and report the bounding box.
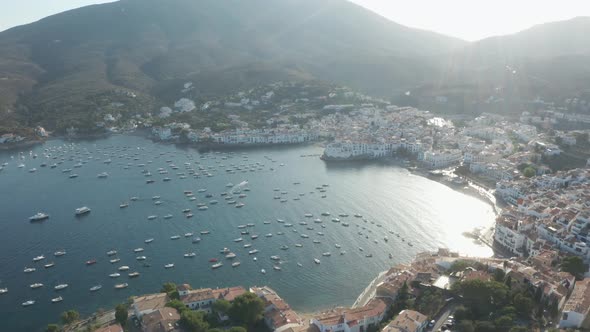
[0,135,494,331]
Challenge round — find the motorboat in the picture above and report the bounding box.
[211,262,223,269]
[29,213,49,222]
[54,250,67,257]
[44,262,55,268]
[314,258,321,264]
[134,248,144,253]
[164,263,175,269]
[136,256,147,261]
[89,285,102,292]
[225,252,237,259]
[54,284,68,290]
[110,258,120,263]
[109,273,121,278]
[86,259,97,265]
[118,266,130,271]
[232,262,241,267]
[75,206,91,215]
[184,252,196,258]
[114,283,128,289]
[106,250,117,256]
[33,255,45,262]
[24,267,36,273]
[22,300,35,307]
[128,271,140,278]
[30,283,43,289]
[170,235,181,240]
[144,238,154,244]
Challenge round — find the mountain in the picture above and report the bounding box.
[0,0,464,133]
[0,1,589,135]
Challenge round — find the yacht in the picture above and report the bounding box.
[261,269,266,274]
[182,208,191,213]
[44,262,55,268]
[128,271,140,278]
[186,213,194,218]
[90,285,102,292]
[24,267,36,273]
[313,240,321,244]
[235,202,245,208]
[119,203,129,208]
[192,237,201,243]
[232,261,241,267]
[250,234,259,240]
[114,283,128,289]
[248,249,259,255]
[106,250,117,256]
[270,255,280,261]
[184,252,196,258]
[136,256,147,261]
[354,213,363,218]
[243,244,252,248]
[54,250,66,257]
[109,273,121,278]
[322,252,331,257]
[30,283,44,289]
[321,212,330,216]
[280,245,289,250]
[225,252,237,259]
[164,214,173,219]
[170,235,181,240]
[211,262,223,269]
[164,263,175,269]
[33,255,45,262]
[295,243,303,248]
[86,259,97,265]
[273,266,281,271]
[51,296,64,303]
[233,237,243,242]
[134,248,144,253]
[29,213,50,222]
[118,266,130,271]
[97,172,109,178]
[314,258,321,264]
[304,213,313,218]
[110,258,121,264]
[198,206,208,210]
[200,231,210,235]
[144,238,154,244]
[54,284,68,290]
[147,215,157,220]
[22,300,35,307]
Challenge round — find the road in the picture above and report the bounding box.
[428,302,456,332]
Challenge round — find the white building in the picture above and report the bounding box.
[559,278,590,329]
[421,150,462,169]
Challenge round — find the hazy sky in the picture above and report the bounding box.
[0,0,589,40]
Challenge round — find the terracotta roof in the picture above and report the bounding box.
[142,307,181,332]
[383,310,427,332]
[133,293,168,313]
[176,284,191,292]
[212,286,246,302]
[563,278,590,314]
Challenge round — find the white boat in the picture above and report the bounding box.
[97,172,108,178]
[106,250,117,256]
[0,288,7,294]
[30,283,43,289]
[322,252,331,257]
[225,252,237,259]
[273,266,281,271]
[44,262,55,268]
[51,296,63,303]
[22,300,35,307]
[33,255,45,262]
[144,238,154,244]
[147,215,157,220]
[29,213,49,222]
[184,232,193,237]
[295,243,303,247]
[235,203,245,208]
[243,243,252,248]
[270,255,280,261]
[54,284,68,290]
[265,233,273,238]
[313,258,321,264]
[128,271,140,278]
[90,285,102,292]
[184,252,196,258]
[198,206,208,210]
[24,267,36,273]
[114,283,128,289]
[164,263,175,269]
[200,231,210,235]
[109,273,121,278]
[119,203,129,208]
[75,206,91,215]
[211,262,223,269]
[170,235,181,240]
[133,248,144,253]
[232,261,241,267]
[118,266,130,271]
[54,250,66,257]
[164,214,173,219]
[248,249,259,255]
[136,256,147,260]
[261,269,266,274]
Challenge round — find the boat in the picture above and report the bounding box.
[164,214,173,219]
[147,215,157,220]
[209,258,218,263]
[164,263,175,269]
[297,263,303,267]
[389,253,393,259]
[270,255,280,261]
[75,206,91,215]
[89,285,102,292]
[119,203,129,208]
[248,249,259,255]
[335,244,341,248]
[97,172,108,178]
[114,283,128,289]
[182,208,191,213]
[233,237,243,242]
[106,250,117,256]
[322,252,331,257]
[243,244,252,248]
[265,233,273,237]
[86,259,97,265]
[184,232,193,237]
[314,258,321,264]
[295,243,303,248]
[54,250,66,257]
[109,273,121,278]
[365,254,373,258]
[232,261,241,267]
[273,266,281,271]
[51,296,63,303]
[30,283,43,289]
[280,245,289,250]
[192,237,201,243]
[261,269,266,274]
[110,258,120,264]
[251,234,259,239]
[144,238,154,244]
[198,206,208,210]
[200,231,210,235]
[321,212,330,216]
[184,252,196,258]
[69,174,78,178]
[134,248,144,252]
[170,235,181,240]
[118,266,130,271]
[54,284,68,290]
[186,213,194,218]
[225,252,237,259]
[211,262,223,269]
[235,203,245,208]
[29,213,49,222]
[128,272,140,278]
[22,300,35,307]
[33,255,45,262]
[24,267,36,273]
[136,256,147,261]
[354,214,362,218]
[44,262,55,268]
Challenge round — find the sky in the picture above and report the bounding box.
[0,0,589,40]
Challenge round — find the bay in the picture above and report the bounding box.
[0,135,494,331]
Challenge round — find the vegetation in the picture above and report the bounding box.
[60,310,80,325]
[115,303,128,326]
[560,256,589,280]
[161,282,180,299]
[523,166,536,178]
[228,292,266,327]
[45,324,60,332]
[180,310,209,332]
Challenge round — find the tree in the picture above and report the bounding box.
[505,275,513,289]
[45,324,60,332]
[523,166,536,178]
[453,306,470,322]
[494,315,514,330]
[228,292,265,326]
[161,282,177,294]
[180,310,209,332]
[115,304,128,326]
[455,320,475,332]
[166,299,188,314]
[473,321,495,332]
[509,327,529,332]
[513,293,534,316]
[213,299,232,315]
[60,310,80,325]
[228,327,247,332]
[560,256,589,279]
[493,269,506,282]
